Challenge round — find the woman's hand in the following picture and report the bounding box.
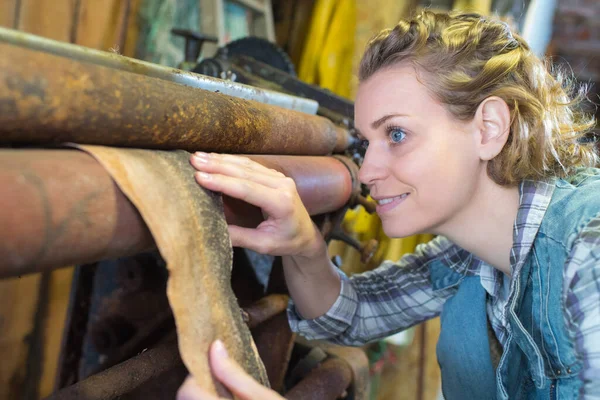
[177,340,284,400]
[190,152,326,259]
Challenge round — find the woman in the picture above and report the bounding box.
[180,10,600,399]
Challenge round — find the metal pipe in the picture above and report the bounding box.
[0,26,318,115]
[285,358,353,400]
[242,294,290,329]
[45,340,182,400]
[0,43,342,155]
[334,126,356,153]
[0,149,154,278]
[0,149,357,278]
[88,311,176,376]
[246,155,357,214]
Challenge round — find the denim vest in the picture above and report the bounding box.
[433,169,600,399]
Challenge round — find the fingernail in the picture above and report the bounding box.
[197,172,211,180]
[193,152,209,163]
[214,340,228,358]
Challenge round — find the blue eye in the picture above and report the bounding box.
[389,128,406,144]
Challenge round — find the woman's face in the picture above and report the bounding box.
[355,65,485,238]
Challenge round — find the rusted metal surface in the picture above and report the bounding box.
[334,126,355,153]
[254,312,296,393]
[332,155,361,208]
[296,338,371,400]
[322,347,371,400]
[243,294,290,329]
[0,149,154,278]
[0,26,319,115]
[88,310,175,376]
[0,42,341,155]
[0,149,357,278]
[285,358,353,400]
[74,255,170,376]
[45,340,182,400]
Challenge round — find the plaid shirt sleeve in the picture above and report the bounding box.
[287,236,458,346]
[564,215,600,399]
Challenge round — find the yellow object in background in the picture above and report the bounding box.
[298,0,339,85]
[299,0,356,98]
[453,0,492,14]
[317,0,356,98]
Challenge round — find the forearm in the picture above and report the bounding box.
[287,237,455,345]
[282,251,341,320]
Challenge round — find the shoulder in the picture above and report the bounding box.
[562,213,600,341]
[541,168,600,248]
[553,167,600,198]
[562,213,600,307]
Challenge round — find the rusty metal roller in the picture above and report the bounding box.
[0,42,342,155]
[0,149,358,278]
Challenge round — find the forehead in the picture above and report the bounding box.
[355,65,440,129]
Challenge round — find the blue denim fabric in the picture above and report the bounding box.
[435,271,497,399]
[434,169,600,399]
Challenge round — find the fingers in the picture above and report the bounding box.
[177,376,220,400]
[206,153,282,177]
[209,340,283,400]
[194,169,297,220]
[190,153,283,188]
[228,225,278,253]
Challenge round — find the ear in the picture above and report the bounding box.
[473,96,511,161]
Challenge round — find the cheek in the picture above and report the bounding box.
[380,134,480,236]
[401,140,476,210]
[396,141,459,190]
[414,143,481,225]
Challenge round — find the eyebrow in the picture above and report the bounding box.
[371,113,409,129]
[355,113,409,138]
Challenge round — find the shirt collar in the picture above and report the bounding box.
[510,179,556,272]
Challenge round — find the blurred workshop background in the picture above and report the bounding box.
[0,0,598,399]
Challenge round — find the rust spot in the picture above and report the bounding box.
[5,75,46,101]
[0,42,344,156]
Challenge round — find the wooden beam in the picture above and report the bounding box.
[74,0,120,49]
[17,0,74,41]
[39,268,75,397]
[0,274,42,399]
[0,0,18,28]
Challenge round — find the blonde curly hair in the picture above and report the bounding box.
[359,11,598,186]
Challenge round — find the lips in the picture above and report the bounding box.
[374,193,410,213]
[375,193,409,205]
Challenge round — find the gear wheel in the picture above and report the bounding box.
[216,37,297,76]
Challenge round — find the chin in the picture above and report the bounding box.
[381,219,424,239]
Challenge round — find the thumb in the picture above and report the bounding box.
[209,340,282,400]
[177,376,219,400]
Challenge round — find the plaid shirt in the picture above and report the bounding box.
[288,177,600,398]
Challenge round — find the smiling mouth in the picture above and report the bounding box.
[376,193,409,205]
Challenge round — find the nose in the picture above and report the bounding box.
[358,144,387,186]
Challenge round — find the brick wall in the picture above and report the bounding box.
[551,0,600,127]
